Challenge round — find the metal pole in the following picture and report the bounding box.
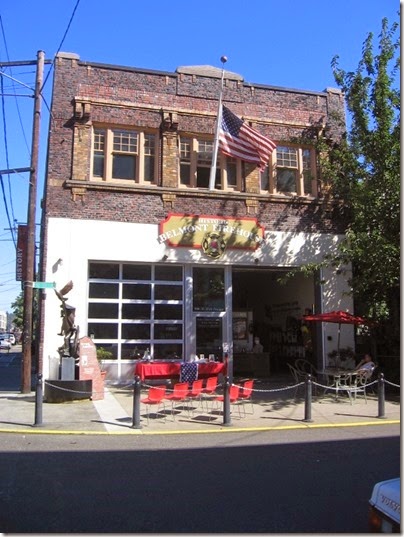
[33,373,43,426]
[303,374,313,422]
[377,373,386,419]
[208,55,227,191]
[132,375,142,429]
[21,50,44,393]
[222,375,231,426]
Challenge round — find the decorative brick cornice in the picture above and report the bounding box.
[245,198,259,214]
[162,193,177,209]
[71,186,87,201]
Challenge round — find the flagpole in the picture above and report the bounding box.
[209,55,227,191]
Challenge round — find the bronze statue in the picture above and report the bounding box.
[55,281,80,358]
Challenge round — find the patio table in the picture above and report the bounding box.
[321,368,358,400]
[134,360,226,381]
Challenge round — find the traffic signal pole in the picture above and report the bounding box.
[21,51,44,393]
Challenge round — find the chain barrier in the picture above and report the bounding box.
[385,379,400,389]
[232,382,304,393]
[43,375,399,397]
[312,378,379,393]
[44,380,105,396]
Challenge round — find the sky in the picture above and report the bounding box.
[0,0,400,314]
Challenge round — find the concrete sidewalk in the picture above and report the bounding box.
[0,366,400,435]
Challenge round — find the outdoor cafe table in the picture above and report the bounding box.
[134,360,226,381]
[321,368,358,400]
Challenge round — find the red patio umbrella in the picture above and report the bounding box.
[303,310,369,362]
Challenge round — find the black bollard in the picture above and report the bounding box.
[33,373,43,427]
[377,373,386,419]
[303,374,313,422]
[223,375,232,426]
[132,375,142,429]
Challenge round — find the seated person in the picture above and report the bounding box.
[252,337,263,353]
[355,353,375,372]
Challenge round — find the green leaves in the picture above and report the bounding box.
[326,16,400,355]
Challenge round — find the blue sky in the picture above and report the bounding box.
[0,0,399,313]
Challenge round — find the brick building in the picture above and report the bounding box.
[39,52,354,381]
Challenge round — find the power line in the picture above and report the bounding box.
[41,0,82,91]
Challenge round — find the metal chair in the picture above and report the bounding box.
[349,368,375,403]
[294,359,318,396]
[294,358,319,379]
[287,363,306,399]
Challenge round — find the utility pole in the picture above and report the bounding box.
[21,50,44,393]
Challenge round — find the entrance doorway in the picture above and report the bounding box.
[195,315,223,360]
[232,267,316,373]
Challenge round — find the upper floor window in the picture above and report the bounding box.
[179,136,244,191]
[92,127,157,184]
[260,145,316,196]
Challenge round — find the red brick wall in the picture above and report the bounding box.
[44,54,348,234]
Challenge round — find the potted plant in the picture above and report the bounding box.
[96,346,113,378]
[328,346,355,368]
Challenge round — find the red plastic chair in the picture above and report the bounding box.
[238,379,254,415]
[164,382,189,420]
[201,376,218,411]
[187,379,204,414]
[213,384,242,418]
[140,385,166,423]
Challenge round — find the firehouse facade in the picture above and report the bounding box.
[38,52,354,381]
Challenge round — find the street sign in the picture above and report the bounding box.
[32,282,56,289]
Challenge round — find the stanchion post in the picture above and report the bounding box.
[223,375,231,426]
[132,375,142,429]
[303,374,313,422]
[33,373,43,427]
[377,373,386,419]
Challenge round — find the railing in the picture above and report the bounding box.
[36,372,400,430]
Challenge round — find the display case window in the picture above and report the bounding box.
[193,267,225,312]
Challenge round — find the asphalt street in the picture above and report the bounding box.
[0,346,400,533]
[0,426,400,533]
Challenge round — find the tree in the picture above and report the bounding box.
[329,16,400,355]
[11,292,24,330]
[11,290,39,337]
[284,16,400,360]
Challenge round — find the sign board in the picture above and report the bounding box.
[16,225,28,281]
[78,336,105,401]
[158,213,265,251]
[32,282,56,289]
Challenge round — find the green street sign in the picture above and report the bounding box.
[33,282,56,289]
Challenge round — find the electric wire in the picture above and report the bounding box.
[0,79,17,247]
[41,0,82,92]
[0,1,81,311]
[0,14,31,249]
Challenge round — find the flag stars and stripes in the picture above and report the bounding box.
[219,105,276,170]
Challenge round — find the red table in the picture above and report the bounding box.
[134,361,226,381]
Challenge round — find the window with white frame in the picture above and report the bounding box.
[260,145,316,196]
[92,127,157,184]
[179,136,244,191]
[87,262,184,360]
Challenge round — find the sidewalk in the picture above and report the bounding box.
[0,349,400,435]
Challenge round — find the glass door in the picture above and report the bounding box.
[195,315,223,360]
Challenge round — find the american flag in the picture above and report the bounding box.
[219,105,276,170]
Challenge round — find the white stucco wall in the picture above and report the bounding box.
[42,218,354,377]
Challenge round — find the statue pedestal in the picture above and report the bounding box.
[78,336,105,400]
[45,380,92,403]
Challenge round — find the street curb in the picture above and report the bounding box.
[0,419,399,436]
